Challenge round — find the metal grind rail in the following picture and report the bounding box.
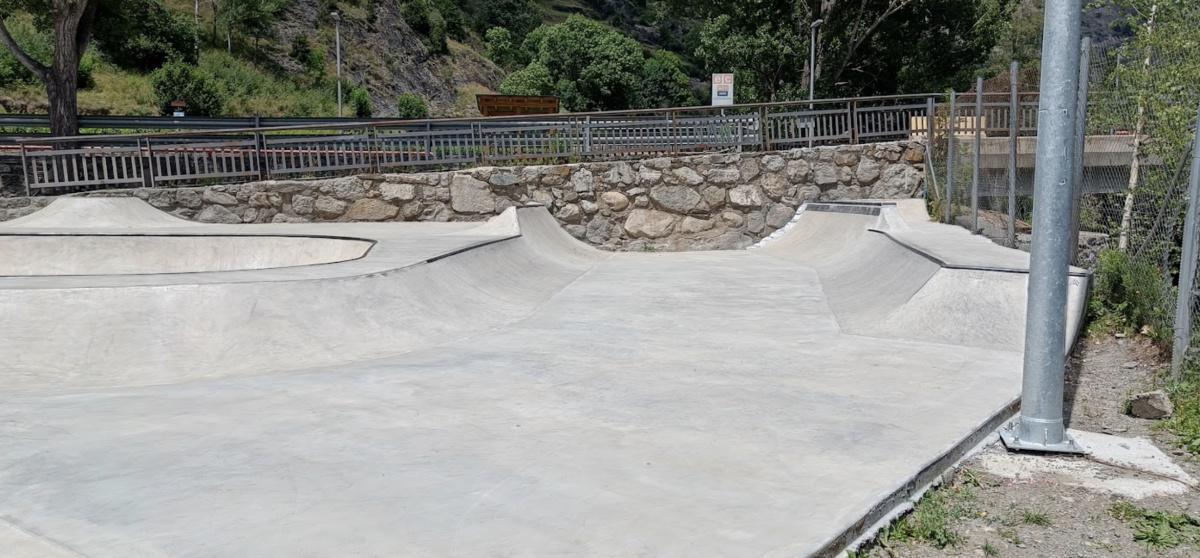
[13,93,1039,193]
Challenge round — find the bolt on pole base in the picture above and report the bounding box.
[999,419,1086,454]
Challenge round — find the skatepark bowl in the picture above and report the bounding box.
[0,197,1088,557]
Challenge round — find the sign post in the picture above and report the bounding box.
[711,73,734,106]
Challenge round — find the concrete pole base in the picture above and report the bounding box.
[999,418,1087,454]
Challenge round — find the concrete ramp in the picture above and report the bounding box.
[0,196,1088,558]
[1,197,192,229]
[759,200,1088,351]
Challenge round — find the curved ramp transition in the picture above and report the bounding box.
[0,196,1089,558]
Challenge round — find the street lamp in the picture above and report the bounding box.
[331,11,342,117]
[808,19,824,147]
[809,19,823,105]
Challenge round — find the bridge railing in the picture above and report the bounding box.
[13,93,1039,193]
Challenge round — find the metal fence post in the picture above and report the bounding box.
[19,142,30,196]
[1069,38,1092,262]
[972,77,983,234]
[759,106,769,151]
[368,125,381,174]
[143,138,157,188]
[139,138,154,189]
[584,116,592,157]
[254,131,267,180]
[1008,61,1020,247]
[999,0,1085,454]
[1171,101,1200,379]
[849,100,858,144]
[946,90,956,224]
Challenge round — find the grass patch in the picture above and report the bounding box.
[982,540,1001,556]
[1163,372,1200,454]
[1110,500,1200,549]
[876,476,977,551]
[1020,509,1052,527]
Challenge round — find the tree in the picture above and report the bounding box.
[485,26,522,69]
[498,61,553,96]
[396,92,428,119]
[215,0,285,55]
[0,0,99,136]
[512,16,645,111]
[477,0,539,37]
[637,51,695,108]
[676,0,1012,101]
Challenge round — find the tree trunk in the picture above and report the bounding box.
[1116,2,1158,251]
[48,10,82,138]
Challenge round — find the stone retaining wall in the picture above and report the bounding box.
[0,141,927,251]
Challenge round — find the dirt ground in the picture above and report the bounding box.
[856,334,1200,558]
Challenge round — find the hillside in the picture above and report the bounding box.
[0,0,1142,120]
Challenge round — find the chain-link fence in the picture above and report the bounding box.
[927,40,1200,374]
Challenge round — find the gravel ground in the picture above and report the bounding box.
[856,334,1200,558]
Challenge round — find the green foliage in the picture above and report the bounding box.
[1164,373,1200,453]
[349,85,371,117]
[216,0,288,44]
[0,15,95,88]
[1109,500,1200,549]
[877,480,976,550]
[498,61,554,96]
[402,0,448,54]
[477,0,540,37]
[432,0,467,39]
[150,59,225,116]
[1020,509,1052,527]
[290,35,326,84]
[504,16,644,111]
[678,0,1011,101]
[93,0,197,70]
[195,50,334,117]
[1088,249,1172,340]
[485,27,523,69]
[636,50,695,108]
[395,92,428,119]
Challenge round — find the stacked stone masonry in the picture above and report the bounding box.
[0,141,927,251]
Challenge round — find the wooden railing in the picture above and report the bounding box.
[14,93,1040,193]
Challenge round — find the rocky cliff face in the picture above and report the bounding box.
[274,0,504,116]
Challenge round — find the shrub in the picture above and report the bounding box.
[395,92,428,119]
[349,86,372,118]
[1088,248,1173,340]
[401,0,448,53]
[637,50,695,108]
[150,60,225,116]
[290,36,326,82]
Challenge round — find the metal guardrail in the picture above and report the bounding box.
[11,93,1040,193]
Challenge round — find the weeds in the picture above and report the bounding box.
[1020,509,1052,527]
[982,540,1001,556]
[1087,249,1173,343]
[876,478,976,551]
[1110,500,1200,549]
[1164,372,1200,453]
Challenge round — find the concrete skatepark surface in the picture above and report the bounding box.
[0,198,1087,557]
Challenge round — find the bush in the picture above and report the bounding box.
[349,86,372,117]
[637,50,695,108]
[1088,248,1173,340]
[150,60,225,116]
[395,92,428,119]
[478,0,540,37]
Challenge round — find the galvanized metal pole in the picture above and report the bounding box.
[999,0,1085,454]
[1171,101,1200,379]
[1008,61,1019,247]
[946,90,956,224]
[1069,38,1092,263]
[972,77,983,234]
